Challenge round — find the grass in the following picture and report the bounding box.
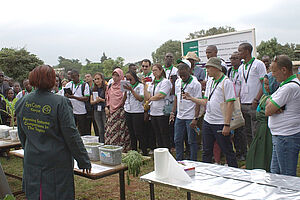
[1,150,299,200]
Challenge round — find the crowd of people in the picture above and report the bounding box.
[1,43,300,179]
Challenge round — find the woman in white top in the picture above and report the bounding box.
[144,64,172,149]
[123,70,148,155]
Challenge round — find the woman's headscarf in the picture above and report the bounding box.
[106,68,124,113]
[257,72,279,113]
[263,72,279,95]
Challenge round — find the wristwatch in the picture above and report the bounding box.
[193,117,199,120]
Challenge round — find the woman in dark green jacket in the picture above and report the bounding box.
[16,65,91,200]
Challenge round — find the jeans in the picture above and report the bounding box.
[94,110,106,143]
[202,120,238,167]
[271,132,300,176]
[174,118,198,161]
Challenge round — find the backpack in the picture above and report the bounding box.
[81,82,93,116]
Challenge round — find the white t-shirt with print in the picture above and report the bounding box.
[175,76,202,120]
[238,58,267,104]
[268,77,300,136]
[65,81,90,115]
[124,83,144,113]
[204,76,236,124]
[147,78,171,116]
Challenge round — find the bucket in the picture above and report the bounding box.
[99,145,123,165]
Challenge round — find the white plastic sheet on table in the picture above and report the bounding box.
[140,161,300,200]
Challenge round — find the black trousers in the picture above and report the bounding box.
[151,115,170,149]
[125,112,148,155]
[74,114,91,136]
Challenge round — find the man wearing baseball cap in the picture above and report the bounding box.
[183,57,238,167]
[170,59,202,161]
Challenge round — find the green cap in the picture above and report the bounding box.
[205,57,222,71]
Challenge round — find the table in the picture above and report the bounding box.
[9,149,128,200]
[141,161,300,200]
[0,139,21,154]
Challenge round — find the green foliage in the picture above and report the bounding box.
[122,150,143,185]
[152,40,181,64]
[80,62,103,76]
[102,57,125,78]
[2,194,16,200]
[257,37,300,60]
[0,48,43,83]
[55,56,83,72]
[186,26,236,40]
[100,52,108,63]
[0,94,18,128]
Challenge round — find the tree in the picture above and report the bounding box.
[152,40,181,64]
[100,52,108,63]
[102,57,126,77]
[186,26,236,40]
[0,48,43,83]
[80,62,102,76]
[257,37,299,60]
[55,56,83,72]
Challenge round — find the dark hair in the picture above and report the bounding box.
[207,45,218,53]
[71,69,79,76]
[152,63,166,83]
[92,72,106,94]
[126,70,140,83]
[273,55,293,72]
[177,63,190,71]
[29,65,56,90]
[141,59,151,66]
[239,43,253,54]
[5,88,15,99]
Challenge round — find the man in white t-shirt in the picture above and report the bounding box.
[238,43,267,148]
[265,55,300,176]
[169,59,202,161]
[184,57,238,167]
[64,70,90,136]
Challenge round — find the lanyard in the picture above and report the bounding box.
[181,76,192,93]
[72,82,81,94]
[208,75,224,101]
[230,69,239,84]
[242,58,255,84]
[167,66,173,80]
[128,82,139,101]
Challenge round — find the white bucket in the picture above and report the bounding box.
[9,129,19,141]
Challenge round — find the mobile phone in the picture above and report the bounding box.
[64,88,72,95]
[145,77,152,82]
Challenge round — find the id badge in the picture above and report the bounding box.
[179,99,184,110]
[97,105,102,111]
[243,85,249,94]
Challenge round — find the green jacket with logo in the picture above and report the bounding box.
[16,89,91,200]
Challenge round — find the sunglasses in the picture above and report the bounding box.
[142,65,149,68]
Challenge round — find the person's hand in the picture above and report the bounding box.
[64,93,70,98]
[169,112,175,124]
[82,168,91,174]
[222,126,230,136]
[105,107,110,116]
[275,109,284,114]
[182,92,192,100]
[123,84,132,91]
[141,77,146,85]
[96,97,104,103]
[189,119,197,129]
[252,99,259,109]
